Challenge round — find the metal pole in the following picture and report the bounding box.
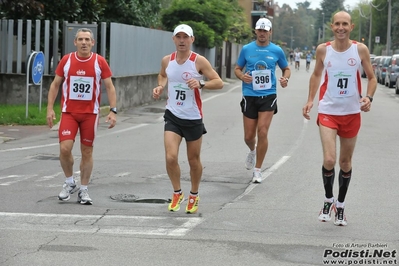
[368,3,372,49]
[290,26,293,50]
[386,0,391,55]
[359,11,361,42]
[322,12,325,41]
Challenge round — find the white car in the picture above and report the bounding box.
[360,54,376,78]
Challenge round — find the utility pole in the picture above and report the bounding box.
[368,3,372,50]
[290,26,293,50]
[358,11,361,42]
[386,0,392,55]
[322,12,325,41]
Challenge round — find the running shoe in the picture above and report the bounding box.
[168,192,184,212]
[58,182,78,201]
[186,195,200,214]
[77,189,93,205]
[318,200,336,222]
[245,151,256,170]
[252,171,262,183]
[334,207,347,226]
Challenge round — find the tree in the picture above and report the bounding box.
[316,0,345,43]
[100,0,161,28]
[161,0,251,48]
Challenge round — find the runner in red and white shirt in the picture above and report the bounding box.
[47,28,117,205]
[152,24,223,214]
[302,11,376,226]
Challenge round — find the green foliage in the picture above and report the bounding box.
[272,5,318,51]
[100,0,161,27]
[161,0,251,48]
[0,104,61,126]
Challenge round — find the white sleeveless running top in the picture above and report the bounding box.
[165,52,203,120]
[318,41,362,115]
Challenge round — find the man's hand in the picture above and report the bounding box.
[46,109,56,128]
[106,112,117,129]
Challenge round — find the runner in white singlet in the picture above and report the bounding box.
[302,11,377,226]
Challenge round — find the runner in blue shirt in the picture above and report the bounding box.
[234,18,291,183]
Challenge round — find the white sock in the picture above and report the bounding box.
[325,197,334,203]
[336,201,345,208]
[80,185,88,191]
[65,176,74,184]
[254,167,261,173]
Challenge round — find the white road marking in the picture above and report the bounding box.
[228,115,309,204]
[0,86,241,154]
[0,174,37,186]
[0,212,203,237]
[0,124,149,153]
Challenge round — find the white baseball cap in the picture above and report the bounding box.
[173,24,194,37]
[255,18,272,31]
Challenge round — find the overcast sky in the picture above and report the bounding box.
[274,0,361,10]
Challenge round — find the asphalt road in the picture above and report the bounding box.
[0,61,398,266]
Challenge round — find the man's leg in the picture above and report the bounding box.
[185,137,202,213]
[318,125,338,221]
[80,144,94,186]
[60,140,75,178]
[58,140,79,201]
[164,131,183,191]
[254,111,273,169]
[337,137,356,204]
[186,137,203,194]
[243,116,257,152]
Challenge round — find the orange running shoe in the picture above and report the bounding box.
[168,192,184,211]
[185,194,200,214]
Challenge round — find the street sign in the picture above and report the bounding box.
[31,52,44,85]
[375,36,380,44]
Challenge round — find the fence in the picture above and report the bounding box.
[0,19,242,107]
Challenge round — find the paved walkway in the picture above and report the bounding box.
[0,125,52,144]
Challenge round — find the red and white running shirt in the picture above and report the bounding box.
[55,52,112,114]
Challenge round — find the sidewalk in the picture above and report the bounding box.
[0,125,52,144]
[0,106,112,144]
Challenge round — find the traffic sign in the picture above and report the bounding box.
[31,52,44,85]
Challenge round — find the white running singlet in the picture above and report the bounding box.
[165,52,203,120]
[318,41,362,115]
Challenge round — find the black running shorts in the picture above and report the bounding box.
[163,109,207,141]
[240,94,278,119]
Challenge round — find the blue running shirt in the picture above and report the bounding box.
[236,41,288,96]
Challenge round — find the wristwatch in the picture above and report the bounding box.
[199,80,205,88]
[110,107,117,114]
[366,96,373,102]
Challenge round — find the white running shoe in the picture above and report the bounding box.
[245,151,256,170]
[252,171,262,183]
[334,207,347,226]
[77,189,93,205]
[58,182,78,201]
[318,200,336,222]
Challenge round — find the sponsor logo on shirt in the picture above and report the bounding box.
[76,70,86,75]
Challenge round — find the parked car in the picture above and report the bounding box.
[395,75,399,94]
[361,54,376,78]
[373,56,382,80]
[376,56,390,84]
[384,54,399,88]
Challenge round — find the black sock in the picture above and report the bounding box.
[322,166,335,199]
[338,169,352,203]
